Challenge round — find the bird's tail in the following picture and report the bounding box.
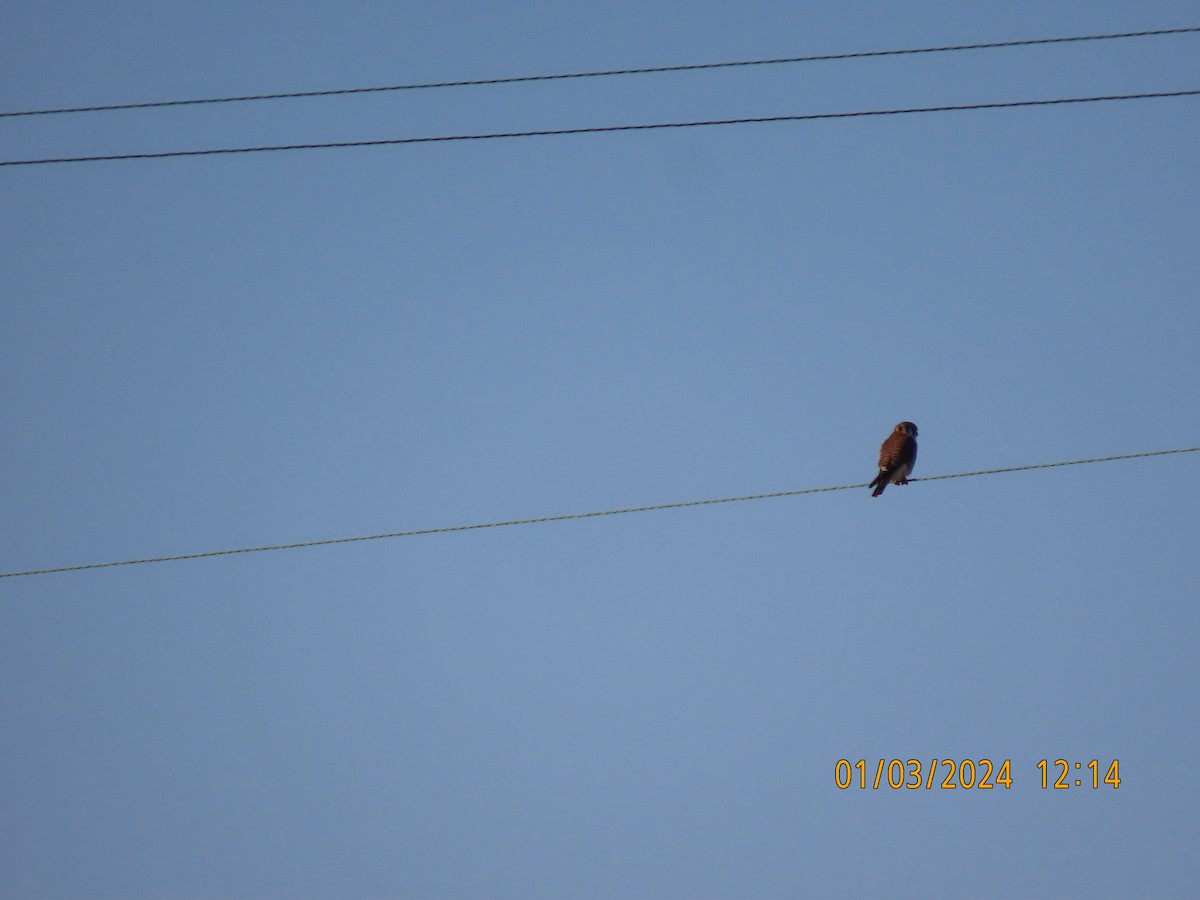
[869,472,887,497]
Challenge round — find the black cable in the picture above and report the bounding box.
[2,26,1197,119]
[2,89,1196,168]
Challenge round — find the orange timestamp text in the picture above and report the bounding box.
[834,758,1121,790]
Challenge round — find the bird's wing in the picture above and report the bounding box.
[878,433,905,470]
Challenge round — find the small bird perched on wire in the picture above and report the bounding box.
[870,422,918,497]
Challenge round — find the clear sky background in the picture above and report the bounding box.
[2,2,1198,898]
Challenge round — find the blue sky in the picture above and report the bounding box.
[2,2,1198,898]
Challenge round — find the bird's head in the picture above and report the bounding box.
[896,422,918,437]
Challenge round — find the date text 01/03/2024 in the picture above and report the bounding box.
[834,759,1122,790]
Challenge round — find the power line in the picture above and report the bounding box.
[2,89,1197,168]
[2,446,1194,580]
[2,26,1197,119]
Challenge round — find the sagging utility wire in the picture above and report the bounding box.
[2,26,1197,119]
[1,447,1195,579]
[2,89,1198,167]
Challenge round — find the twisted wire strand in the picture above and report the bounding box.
[2,446,1194,579]
[3,26,1197,119]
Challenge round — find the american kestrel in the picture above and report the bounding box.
[869,422,918,497]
